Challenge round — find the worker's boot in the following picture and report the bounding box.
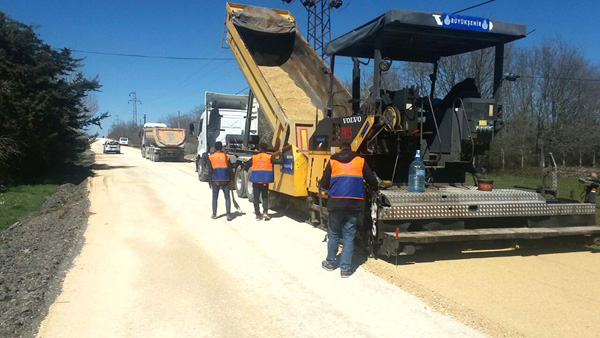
[262,212,270,221]
[226,214,233,221]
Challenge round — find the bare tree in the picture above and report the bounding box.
[0,137,21,168]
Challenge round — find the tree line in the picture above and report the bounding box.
[0,12,106,181]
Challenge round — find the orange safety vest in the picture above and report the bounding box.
[328,156,365,199]
[250,153,274,183]
[208,151,230,181]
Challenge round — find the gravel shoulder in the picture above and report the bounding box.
[0,180,90,338]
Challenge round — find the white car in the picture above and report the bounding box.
[103,140,121,154]
[119,137,129,146]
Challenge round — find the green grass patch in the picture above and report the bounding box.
[0,184,58,230]
[487,174,600,224]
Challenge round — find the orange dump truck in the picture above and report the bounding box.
[141,122,186,162]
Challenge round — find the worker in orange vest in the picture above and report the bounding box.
[246,142,281,221]
[319,142,378,278]
[208,142,233,221]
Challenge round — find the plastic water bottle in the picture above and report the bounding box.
[408,150,426,193]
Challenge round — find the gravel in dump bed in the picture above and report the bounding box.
[259,65,319,121]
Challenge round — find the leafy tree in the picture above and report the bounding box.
[0,11,107,179]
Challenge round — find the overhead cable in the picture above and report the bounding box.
[72,49,234,61]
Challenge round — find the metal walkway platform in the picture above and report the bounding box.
[378,187,597,220]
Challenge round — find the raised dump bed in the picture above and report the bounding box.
[225,3,351,150]
[144,127,185,148]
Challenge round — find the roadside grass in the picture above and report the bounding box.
[0,184,58,231]
[487,173,600,224]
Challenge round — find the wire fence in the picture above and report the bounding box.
[484,166,600,224]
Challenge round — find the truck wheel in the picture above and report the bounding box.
[197,157,208,182]
[246,169,254,201]
[235,166,247,198]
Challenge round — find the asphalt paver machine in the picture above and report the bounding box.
[306,9,600,256]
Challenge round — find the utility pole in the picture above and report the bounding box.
[178,111,181,128]
[143,114,147,124]
[128,92,142,125]
[281,0,344,65]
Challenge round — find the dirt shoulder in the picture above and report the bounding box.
[0,180,90,338]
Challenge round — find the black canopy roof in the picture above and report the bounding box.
[325,9,526,63]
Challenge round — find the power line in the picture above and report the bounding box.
[145,49,230,104]
[453,0,496,14]
[71,49,234,61]
[235,87,249,95]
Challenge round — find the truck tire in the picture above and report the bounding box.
[246,169,254,201]
[235,166,247,198]
[197,157,209,182]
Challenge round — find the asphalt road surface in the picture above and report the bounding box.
[36,141,482,337]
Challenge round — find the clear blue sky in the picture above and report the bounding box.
[2,0,599,136]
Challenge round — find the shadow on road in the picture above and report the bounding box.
[370,241,600,266]
[91,164,134,171]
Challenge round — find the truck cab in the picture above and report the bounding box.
[194,91,259,181]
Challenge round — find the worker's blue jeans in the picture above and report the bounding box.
[325,210,358,272]
[212,181,231,216]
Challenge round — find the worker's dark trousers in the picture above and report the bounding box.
[325,210,358,272]
[212,181,231,216]
[253,183,269,215]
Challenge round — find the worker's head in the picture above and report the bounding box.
[340,142,351,151]
[214,141,223,151]
[592,172,598,180]
[259,142,269,152]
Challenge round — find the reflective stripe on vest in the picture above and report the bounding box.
[208,152,230,181]
[250,153,274,183]
[328,157,365,199]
